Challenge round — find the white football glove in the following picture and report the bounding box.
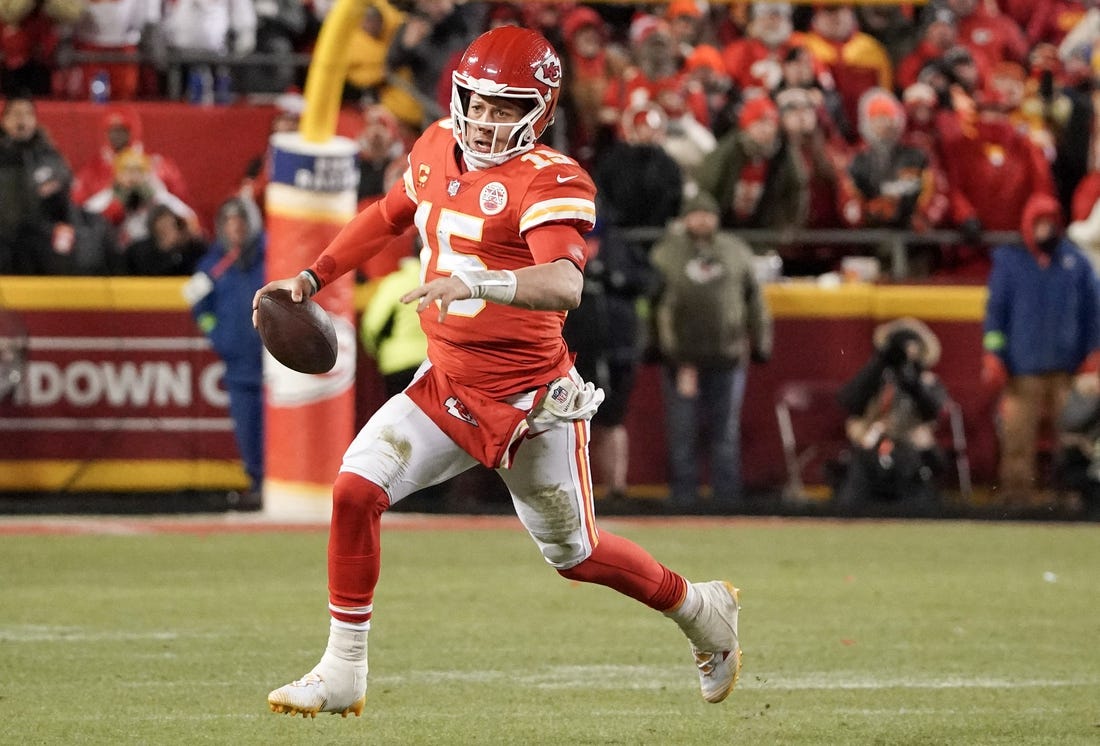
[526,376,605,433]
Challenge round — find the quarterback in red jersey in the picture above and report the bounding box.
[258,27,742,718]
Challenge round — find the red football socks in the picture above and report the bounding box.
[327,473,688,619]
[558,529,688,612]
[327,471,389,625]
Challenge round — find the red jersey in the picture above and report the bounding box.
[402,120,596,398]
[721,37,789,93]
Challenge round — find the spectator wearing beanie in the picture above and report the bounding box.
[650,189,773,510]
[843,88,946,232]
[696,93,808,231]
[560,5,625,170]
[665,0,705,69]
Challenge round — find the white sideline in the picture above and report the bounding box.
[2,632,1090,695]
[380,665,1098,692]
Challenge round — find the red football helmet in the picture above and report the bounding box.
[451,27,563,166]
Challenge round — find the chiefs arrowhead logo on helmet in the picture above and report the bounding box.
[532,51,562,90]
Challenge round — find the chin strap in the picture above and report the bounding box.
[462,152,491,171]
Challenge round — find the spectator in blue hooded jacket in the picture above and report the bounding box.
[982,193,1100,506]
[184,196,266,510]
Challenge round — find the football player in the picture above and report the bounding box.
[257,26,742,717]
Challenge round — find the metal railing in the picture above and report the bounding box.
[59,47,447,120]
[617,227,1021,279]
[59,48,314,101]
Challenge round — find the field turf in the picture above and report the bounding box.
[1,515,1097,745]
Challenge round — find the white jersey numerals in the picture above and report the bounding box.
[521,149,575,170]
[414,200,487,317]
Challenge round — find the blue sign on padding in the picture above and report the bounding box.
[270,147,358,193]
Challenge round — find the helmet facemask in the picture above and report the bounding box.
[451,75,548,168]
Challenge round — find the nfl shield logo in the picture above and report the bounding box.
[447,180,460,197]
[550,384,570,406]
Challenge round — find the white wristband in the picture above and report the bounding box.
[452,269,517,305]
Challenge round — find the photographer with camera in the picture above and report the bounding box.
[834,317,948,515]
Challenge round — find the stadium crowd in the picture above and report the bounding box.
[4,0,1100,278]
[4,0,1100,516]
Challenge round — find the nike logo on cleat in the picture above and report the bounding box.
[556,174,579,183]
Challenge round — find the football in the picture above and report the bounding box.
[255,289,338,374]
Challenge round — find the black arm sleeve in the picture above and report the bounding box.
[896,363,948,421]
[837,355,890,415]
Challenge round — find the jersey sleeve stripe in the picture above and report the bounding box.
[520,198,596,233]
[402,166,418,204]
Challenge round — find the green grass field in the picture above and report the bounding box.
[1,516,1098,745]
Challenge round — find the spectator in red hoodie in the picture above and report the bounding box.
[897,8,971,92]
[720,2,804,97]
[71,106,189,211]
[948,0,1029,68]
[600,14,710,137]
[938,90,1057,276]
[1001,0,1086,48]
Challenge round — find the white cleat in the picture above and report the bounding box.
[267,664,366,718]
[679,580,742,703]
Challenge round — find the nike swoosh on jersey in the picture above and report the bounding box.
[556,174,579,183]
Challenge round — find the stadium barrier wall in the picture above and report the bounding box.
[0,276,993,499]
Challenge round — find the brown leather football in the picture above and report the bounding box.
[256,289,337,374]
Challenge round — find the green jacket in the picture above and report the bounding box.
[361,257,428,376]
[694,130,807,231]
[650,226,773,368]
